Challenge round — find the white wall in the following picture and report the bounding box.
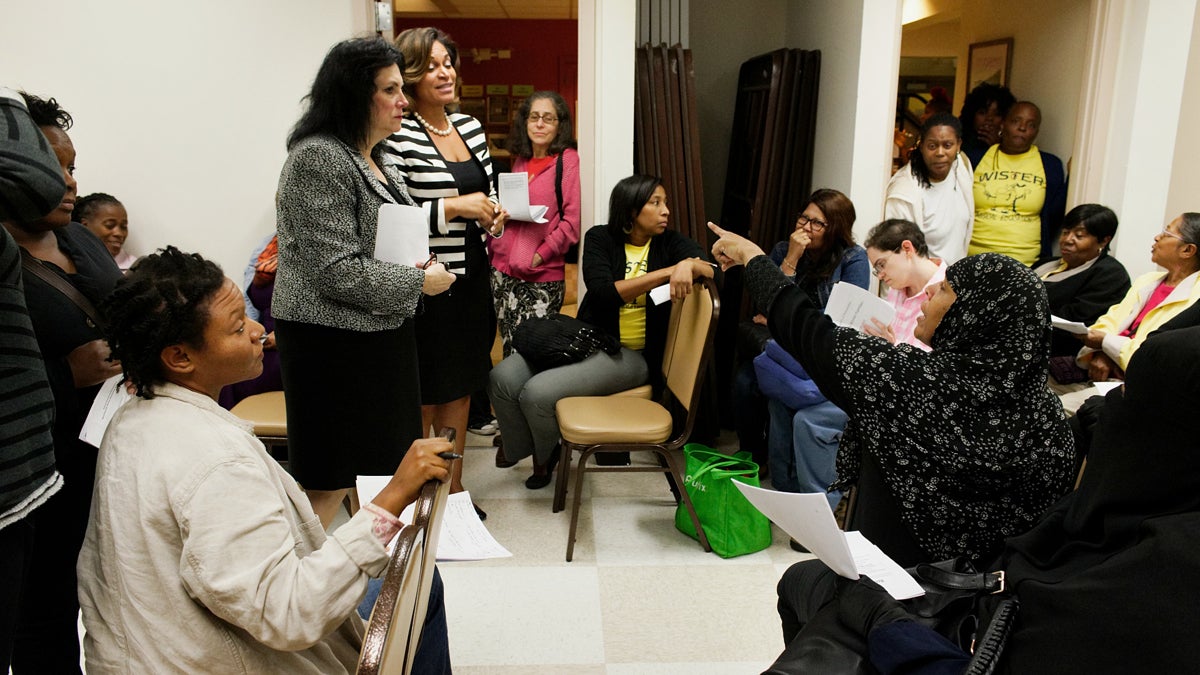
[900,19,961,58]
[955,0,1090,161]
[0,0,371,278]
[1165,4,1200,223]
[787,0,902,238]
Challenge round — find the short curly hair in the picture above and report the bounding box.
[20,92,73,131]
[101,246,226,398]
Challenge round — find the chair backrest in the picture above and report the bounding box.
[357,449,453,674]
[660,276,720,417]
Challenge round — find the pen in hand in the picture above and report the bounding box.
[438,451,463,460]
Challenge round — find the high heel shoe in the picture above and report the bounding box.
[525,445,561,490]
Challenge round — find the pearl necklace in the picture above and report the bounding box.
[413,110,452,137]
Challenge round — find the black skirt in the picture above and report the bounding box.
[415,241,494,404]
[275,318,423,490]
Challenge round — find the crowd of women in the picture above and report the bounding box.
[1,27,1197,674]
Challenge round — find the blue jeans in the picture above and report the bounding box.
[767,398,847,510]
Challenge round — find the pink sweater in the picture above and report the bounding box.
[489,148,581,283]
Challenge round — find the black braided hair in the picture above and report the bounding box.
[73,192,122,223]
[100,246,225,398]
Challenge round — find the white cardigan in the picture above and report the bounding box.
[884,153,975,263]
[78,383,388,674]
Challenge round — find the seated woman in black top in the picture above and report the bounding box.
[708,223,1074,567]
[1033,204,1130,357]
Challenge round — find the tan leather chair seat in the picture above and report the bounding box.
[230,391,287,437]
[610,384,653,399]
[557,396,672,445]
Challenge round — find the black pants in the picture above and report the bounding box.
[0,518,35,672]
[765,560,869,674]
[11,444,96,675]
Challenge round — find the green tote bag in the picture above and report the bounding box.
[674,444,772,558]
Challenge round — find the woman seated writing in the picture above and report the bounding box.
[1077,212,1200,381]
[1032,204,1130,359]
[764,219,944,512]
[710,224,1075,567]
[489,175,715,489]
[78,248,453,673]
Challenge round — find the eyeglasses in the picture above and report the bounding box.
[796,214,828,232]
[871,255,892,276]
[1158,227,1189,244]
[527,113,559,124]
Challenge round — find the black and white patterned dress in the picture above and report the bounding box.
[747,252,1076,564]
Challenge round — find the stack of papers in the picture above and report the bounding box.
[498,172,548,223]
[825,282,896,333]
[356,476,511,561]
[1050,315,1088,334]
[732,480,924,600]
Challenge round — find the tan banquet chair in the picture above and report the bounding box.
[553,277,719,561]
[229,391,288,465]
[356,431,455,675]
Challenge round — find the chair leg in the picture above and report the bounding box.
[565,447,595,562]
[553,442,573,513]
[660,447,711,553]
[655,452,683,502]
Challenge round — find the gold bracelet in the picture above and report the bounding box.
[781,259,797,273]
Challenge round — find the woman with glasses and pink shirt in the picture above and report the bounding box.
[491,91,580,356]
[1076,212,1200,381]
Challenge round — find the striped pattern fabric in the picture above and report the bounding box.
[0,229,60,528]
[382,113,496,274]
[0,88,62,527]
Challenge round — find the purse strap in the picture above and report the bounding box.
[913,562,1006,594]
[20,248,106,330]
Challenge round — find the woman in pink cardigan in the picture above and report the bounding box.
[491,91,581,356]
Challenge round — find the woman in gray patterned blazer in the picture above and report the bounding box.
[273,38,455,528]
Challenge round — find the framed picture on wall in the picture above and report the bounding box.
[967,38,1013,91]
[459,97,485,120]
[487,95,510,126]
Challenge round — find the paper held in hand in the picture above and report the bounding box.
[1050,315,1089,334]
[79,374,133,448]
[732,480,925,600]
[356,475,511,561]
[498,172,548,223]
[375,203,430,266]
[825,282,897,333]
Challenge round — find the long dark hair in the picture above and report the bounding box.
[801,188,856,281]
[506,91,577,158]
[606,175,662,239]
[909,113,962,189]
[286,38,404,151]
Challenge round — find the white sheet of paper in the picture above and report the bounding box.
[648,284,671,306]
[498,172,548,223]
[374,203,430,266]
[824,282,897,332]
[355,478,511,561]
[732,480,924,600]
[1092,381,1122,395]
[78,374,133,448]
[1050,315,1089,334]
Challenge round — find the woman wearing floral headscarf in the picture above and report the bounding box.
[708,223,1075,566]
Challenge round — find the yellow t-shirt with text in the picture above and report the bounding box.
[618,242,651,350]
[970,145,1047,266]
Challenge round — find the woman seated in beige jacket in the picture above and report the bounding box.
[77,247,453,674]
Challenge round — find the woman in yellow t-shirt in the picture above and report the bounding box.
[970,101,1066,265]
[490,175,715,488]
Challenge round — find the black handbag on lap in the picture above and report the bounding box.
[512,313,622,371]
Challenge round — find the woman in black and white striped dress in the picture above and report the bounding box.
[384,27,508,518]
